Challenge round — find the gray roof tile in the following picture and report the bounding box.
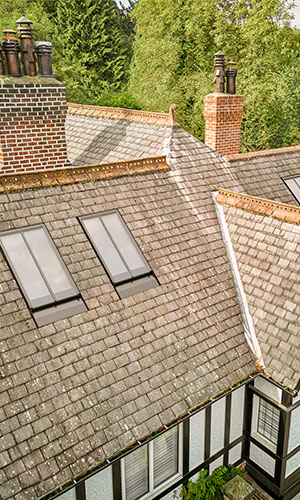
[1,110,300,499]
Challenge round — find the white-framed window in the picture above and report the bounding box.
[121,425,182,500]
[257,399,280,445]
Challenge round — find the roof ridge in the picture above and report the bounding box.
[0,156,169,192]
[67,103,179,127]
[225,145,300,162]
[216,189,300,224]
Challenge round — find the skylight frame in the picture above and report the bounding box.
[79,209,159,299]
[0,224,86,326]
[282,175,300,205]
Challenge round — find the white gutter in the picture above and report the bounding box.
[212,191,264,367]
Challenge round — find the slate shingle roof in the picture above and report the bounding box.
[0,132,254,499]
[218,197,300,389]
[1,104,300,500]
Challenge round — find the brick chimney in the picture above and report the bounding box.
[203,52,243,156]
[0,18,69,174]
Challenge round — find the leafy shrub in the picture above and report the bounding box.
[177,465,245,500]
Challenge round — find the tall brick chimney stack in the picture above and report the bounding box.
[0,18,69,174]
[203,52,243,156]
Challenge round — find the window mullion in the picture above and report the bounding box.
[149,441,154,493]
[21,230,56,304]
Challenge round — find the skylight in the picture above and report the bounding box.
[0,225,87,326]
[80,210,159,298]
[283,175,300,205]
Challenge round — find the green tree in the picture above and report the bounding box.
[55,0,132,99]
[129,0,300,151]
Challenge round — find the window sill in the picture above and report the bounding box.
[251,432,277,454]
[136,473,182,500]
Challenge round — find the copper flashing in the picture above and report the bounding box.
[225,145,300,162]
[216,189,300,224]
[67,103,179,126]
[0,156,169,192]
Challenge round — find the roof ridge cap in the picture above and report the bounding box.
[216,188,300,225]
[225,145,300,162]
[67,103,179,127]
[0,156,169,192]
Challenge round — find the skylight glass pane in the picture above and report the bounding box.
[124,446,148,500]
[285,177,300,204]
[153,427,178,488]
[0,232,52,308]
[24,227,76,301]
[82,216,131,283]
[101,212,149,277]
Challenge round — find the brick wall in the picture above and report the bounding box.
[203,93,243,156]
[0,76,70,174]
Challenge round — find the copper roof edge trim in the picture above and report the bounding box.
[216,188,300,224]
[0,156,169,192]
[67,102,179,126]
[225,145,300,162]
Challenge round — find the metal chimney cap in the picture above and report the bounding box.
[214,50,225,57]
[35,41,52,47]
[16,16,33,24]
[3,29,17,34]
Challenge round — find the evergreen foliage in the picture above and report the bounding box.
[55,0,131,96]
[129,0,300,151]
[177,465,245,500]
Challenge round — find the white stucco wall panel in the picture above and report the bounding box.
[286,451,300,477]
[254,377,282,403]
[59,489,76,500]
[210,397,226,456]
[189,409,205,470]
[85,466,113,500]
[230,386,245,442]
[229,443,242,465]
[288,405,300,453]
[250,443,276,477]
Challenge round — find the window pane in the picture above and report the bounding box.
[101,213,149,277]
[153,427,178,488]
[82,216,130,283]
[0,232,52,308]
[124,446,148,500]
[285,177,300,204]
[258,399,280,444]
[24,228,76,300]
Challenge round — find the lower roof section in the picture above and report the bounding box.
[215,190,300,390]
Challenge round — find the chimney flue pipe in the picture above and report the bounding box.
[0,44,4,75]
[213,51,225,93]
[226,62,237,95]
[2,30,21,77]
[16,17,36,77]
[35,42,53,77]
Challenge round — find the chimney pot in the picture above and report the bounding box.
[214,51,225,93]
[226,61,237,95]
[16,17,36,77]
[35,42,53,78]
[0,44,4,75]
[2,30,21,77]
